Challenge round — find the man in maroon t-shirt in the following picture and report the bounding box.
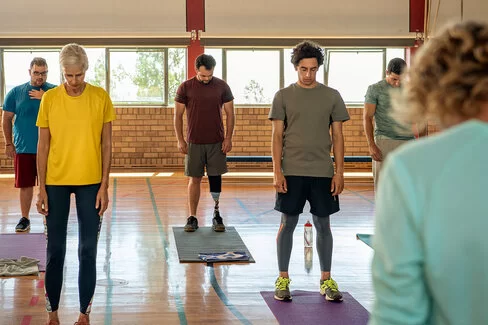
[174,54,235,232]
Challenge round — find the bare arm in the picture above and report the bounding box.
[100,122,113,190]
[174,102,187,154]
[222,100,235,153]
[2,110,15,158]
[331,121,345,196]
[95,122,112,216]
[36,127,51,215]
[271,119,287,193]
[363,103,383,161]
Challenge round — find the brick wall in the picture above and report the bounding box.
[0,106,438,171]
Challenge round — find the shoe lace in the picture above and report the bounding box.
[276,277,290,290]
[322,279,338,292]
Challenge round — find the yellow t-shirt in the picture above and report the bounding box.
[36,84,116,185]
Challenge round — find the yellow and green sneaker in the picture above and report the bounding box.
[320,278,343,302]
[274,277,292,301]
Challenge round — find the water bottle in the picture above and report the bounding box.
[304,247,313,273]
[304,220,313,247]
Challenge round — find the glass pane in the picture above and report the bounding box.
[84,48,106,89]
[327,51,384,104]
[386,48,405,69]
[109,50,165,105]
[226,50,280,105]
[3,51,61,94]
[168,48,186,106]
[284,48,324,87]
[204,48,222,79]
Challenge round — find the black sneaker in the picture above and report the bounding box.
[15,217,31,232]
[212,211,226,232]
[184,216,198,232]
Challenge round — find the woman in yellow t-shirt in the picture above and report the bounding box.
[36,43,116,325]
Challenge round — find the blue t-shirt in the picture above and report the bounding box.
[2,81,56,153]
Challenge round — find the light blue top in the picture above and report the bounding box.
[2,81,56,153]
[369,120,488,325]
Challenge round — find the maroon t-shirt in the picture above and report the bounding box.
[175,77,234,144]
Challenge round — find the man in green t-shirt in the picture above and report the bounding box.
[269,41,350,303]
[363,58,416,187]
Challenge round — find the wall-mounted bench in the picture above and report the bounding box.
[226,156,372,163]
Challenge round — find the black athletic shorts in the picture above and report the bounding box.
[274,176,340,217]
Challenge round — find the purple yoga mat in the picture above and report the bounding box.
[261,290,369,325]
[0,233,47,272]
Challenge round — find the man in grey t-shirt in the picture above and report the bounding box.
[269,41,350,303]
[364,58,417,187]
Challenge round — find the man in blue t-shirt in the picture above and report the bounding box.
[2,57,56,232]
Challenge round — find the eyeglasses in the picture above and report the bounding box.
[32,71,48,77]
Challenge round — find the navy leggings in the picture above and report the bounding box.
[44,184,102,314]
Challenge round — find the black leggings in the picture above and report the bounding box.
[277,214,333,272]
[44,184,102,314]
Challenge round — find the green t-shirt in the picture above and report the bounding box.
[364,79,414,140]
[269,83,350,177]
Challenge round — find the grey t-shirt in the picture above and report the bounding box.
[269,83,350,177]
[364,79,415,140]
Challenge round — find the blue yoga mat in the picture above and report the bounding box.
[356,233,373,248]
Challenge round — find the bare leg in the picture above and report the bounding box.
[20,186,33,219]
[188,177,202,216]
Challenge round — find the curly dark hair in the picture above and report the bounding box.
[195,54,216,70]
[291,41,324,67]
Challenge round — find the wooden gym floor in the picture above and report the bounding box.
[0,172,375,325]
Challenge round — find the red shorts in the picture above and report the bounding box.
[14,154,37,188]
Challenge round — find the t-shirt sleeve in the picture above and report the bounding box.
[331,90,350,122]
[174,82,187,105]
[2,88,17,113]
[365,84,377,105]
[369,155,430,325]
[103,91,116,123]
[268,90,285,121]
[222,82,234,103]
[36,94,49,128]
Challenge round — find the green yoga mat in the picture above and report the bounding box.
[173,226,255,263]
[356,233,373,248]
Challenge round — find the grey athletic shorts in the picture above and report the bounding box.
[185,142,228,177]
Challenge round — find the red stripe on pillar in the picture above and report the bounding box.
[186,0,205,32]
[188,40,204,79]
[37,280,44,288]
[410,0,426,32]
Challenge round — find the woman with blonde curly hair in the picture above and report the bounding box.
[369,21,488,325]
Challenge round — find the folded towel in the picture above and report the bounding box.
[0,256,40,276]
[198,251,250,262]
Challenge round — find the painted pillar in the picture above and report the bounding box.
[186,0,205,78]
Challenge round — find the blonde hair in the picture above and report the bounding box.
[59,43,89,72]
[393,21,488,129]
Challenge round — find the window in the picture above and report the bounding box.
[386,48,405,68]
[326,50,384,104]
[204,48,223,79]
[84,48,106,89]
[109,49,165,105]
[3,50,61,95]
[225,50,280,105]
[167,48,186,106]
